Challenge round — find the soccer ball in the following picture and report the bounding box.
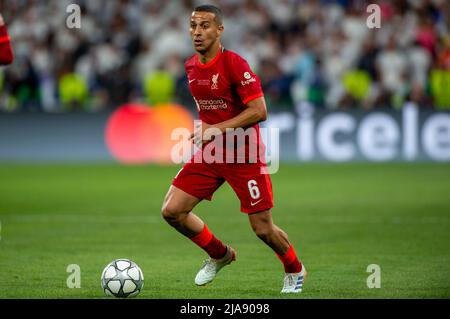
[101,259,144,298]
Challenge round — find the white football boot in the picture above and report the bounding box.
[280,265,307,293]
[195,246,236,286]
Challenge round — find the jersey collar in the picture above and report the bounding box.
[196,46,225,68]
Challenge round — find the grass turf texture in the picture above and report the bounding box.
[0,163,449,299]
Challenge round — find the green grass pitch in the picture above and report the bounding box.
[0,163,449,298]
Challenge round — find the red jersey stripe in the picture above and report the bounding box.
[0,36,10,44]
[243,92,264,105]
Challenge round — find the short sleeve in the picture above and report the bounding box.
[0,25,14,65]
[229,54,264,105]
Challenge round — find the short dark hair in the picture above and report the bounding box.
[194,4,223,25]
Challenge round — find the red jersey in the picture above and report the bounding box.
[185,47,266,163]
[0,24,13,65]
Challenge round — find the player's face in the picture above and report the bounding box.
[190,11,223,54]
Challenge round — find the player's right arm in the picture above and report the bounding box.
[191,96,267,145]
[0,13,14,66]
[210,96,267,132]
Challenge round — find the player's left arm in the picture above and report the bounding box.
[192,96,267,144]
[211,96,267,132]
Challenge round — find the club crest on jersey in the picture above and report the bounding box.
[211,73,219,90]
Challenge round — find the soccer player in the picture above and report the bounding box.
[161,5,306,293]
[0,13,14,66]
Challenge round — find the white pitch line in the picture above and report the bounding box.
[3,214,161,224]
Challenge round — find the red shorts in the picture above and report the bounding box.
[172,161,274,214]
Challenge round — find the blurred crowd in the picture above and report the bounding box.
[0,0,450,113]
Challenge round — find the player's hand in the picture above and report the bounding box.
[189,121,220,147]
[0,14,4,26]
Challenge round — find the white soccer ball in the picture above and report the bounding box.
[101,259,144,298]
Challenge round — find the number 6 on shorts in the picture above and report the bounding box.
[247,180,260,199]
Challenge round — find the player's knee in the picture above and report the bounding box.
[253,224,274,240]
[161,202,189,224]
[250,214,274,240]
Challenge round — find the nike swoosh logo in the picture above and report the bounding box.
[250,199,263,206]
[189,79,196,83]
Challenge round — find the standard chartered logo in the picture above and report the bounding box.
[194,98,228,110]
